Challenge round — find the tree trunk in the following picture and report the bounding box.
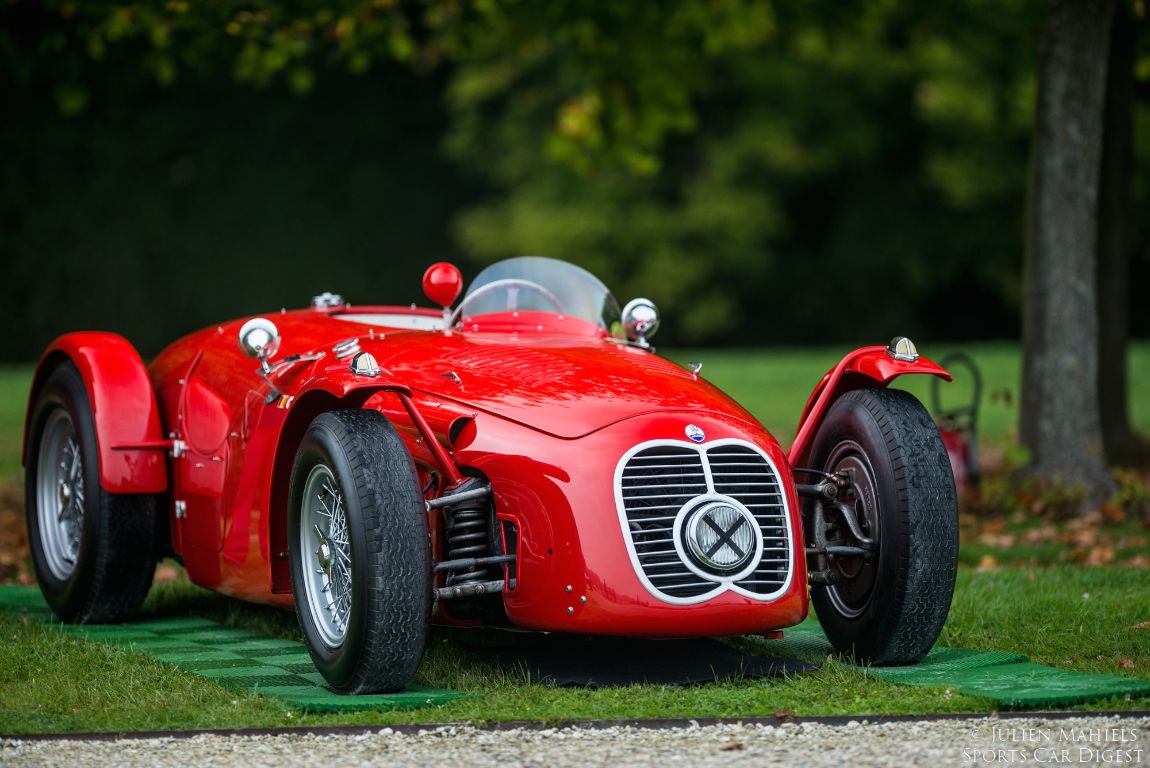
[1021,0,1117,504]
[1097,2,1145,465]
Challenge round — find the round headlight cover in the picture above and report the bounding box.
[682,501,758,575]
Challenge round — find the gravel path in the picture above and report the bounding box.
[3,715,1147,767]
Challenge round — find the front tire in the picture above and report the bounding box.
[25,362,157,623]
[806,388,957,665]
[288,409,431,694]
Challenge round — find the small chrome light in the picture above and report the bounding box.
[886,336,920,362]
[621,298,659,348]
[312,292,345,309]
[350,351,382,377]
[238,318,281,373]
[333,338,361,360]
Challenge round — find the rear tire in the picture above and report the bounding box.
[25,362,157,623]
[806,388,957,665]
[288,409,431,694]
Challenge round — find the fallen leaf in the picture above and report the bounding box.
[1131,621,1150,630]
[1023,526,1059,545]
[153,563,183,583]
[1119,658,1134,669]
[719,742,746,752]
[1100,501,1126,524]
[977,554,1000,572]
[1086,546,1115,567]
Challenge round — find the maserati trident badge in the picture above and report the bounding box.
[685,424,705,443]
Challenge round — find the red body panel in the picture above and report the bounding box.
[24,333,168,494]
[133,304,808,633]
[788,346,952,468]
[26,303,951,641]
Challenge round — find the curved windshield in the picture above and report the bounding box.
[457,256,622,334]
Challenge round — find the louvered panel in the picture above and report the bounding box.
[617,440,795,604]
[707,445,791,596]
[619,446,712,598]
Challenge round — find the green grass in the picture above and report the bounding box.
[1,567,1147,734]
[0,365,31,480]
[1,345,1147,733]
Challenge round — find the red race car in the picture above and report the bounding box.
[24,257,957,694]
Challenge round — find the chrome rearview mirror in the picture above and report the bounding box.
[621,298,659,349]
[238,317,281,372]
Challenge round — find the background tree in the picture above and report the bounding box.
[1098,2,1148,465]
[1021,0,1117,501]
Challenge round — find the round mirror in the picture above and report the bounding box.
[621,298,659,347]
[238,317,281,368]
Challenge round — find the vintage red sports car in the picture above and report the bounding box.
[24,257,958,694]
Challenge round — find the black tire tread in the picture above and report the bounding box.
[26,361,157,624]
[810,387,957,665]
[290,409,431,694]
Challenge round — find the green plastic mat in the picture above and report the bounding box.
[0,585,466,713]
[767,619,1150,708]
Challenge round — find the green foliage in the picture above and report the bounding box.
[2,567,1147,733]
[445,1,1049,341]
[2,1,1148,349]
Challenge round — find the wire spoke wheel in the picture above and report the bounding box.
[288,409,431,694]
[26,361,157,623]
[35,409,85,580]
[300,465,353,646]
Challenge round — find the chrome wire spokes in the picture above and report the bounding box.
[301,465,353,645]
[37,410,84,579]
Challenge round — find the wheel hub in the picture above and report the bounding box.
[315,538,332,574]
[822,443,880,619]
[300,465,352,647]
[37,410,84,579]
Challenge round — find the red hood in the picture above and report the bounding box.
[370,333,762,439]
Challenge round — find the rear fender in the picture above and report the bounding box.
[24,332,168,494]
[789,345,951,468]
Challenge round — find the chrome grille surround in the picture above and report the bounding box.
[614,438,794,606]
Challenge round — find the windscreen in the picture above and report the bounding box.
[458,256,622,333]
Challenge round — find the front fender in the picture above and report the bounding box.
[24,332,168,494]
[789,345,951,468]
[293,365,413,404]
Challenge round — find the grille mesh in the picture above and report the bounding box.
[618,442,791,601]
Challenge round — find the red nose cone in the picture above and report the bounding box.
[422,262,463,308]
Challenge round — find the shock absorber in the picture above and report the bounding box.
[427,477,516,600]
[443,482,490,586]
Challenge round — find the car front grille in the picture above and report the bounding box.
[616,441,792,604]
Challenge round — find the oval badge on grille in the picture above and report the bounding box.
[685,424,705,443]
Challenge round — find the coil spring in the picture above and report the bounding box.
[444,498,491,586]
